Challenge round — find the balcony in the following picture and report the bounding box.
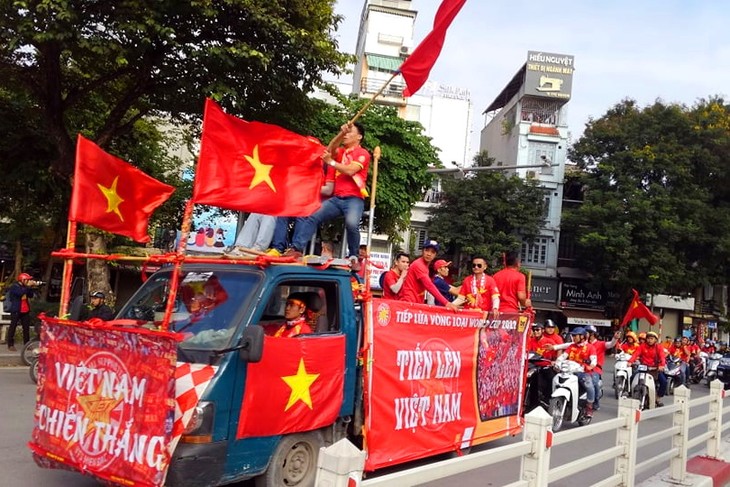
[359,77,406,106]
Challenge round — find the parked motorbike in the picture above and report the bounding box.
[631,364,657,411]
[20,337,40,366]
[705,352,723,387]
[664,355,683,395]
[613,351,632,399]
[524,352,553,414]
[549,360,592,432]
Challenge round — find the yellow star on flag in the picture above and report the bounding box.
[97,176,125,221]
[244,145,276,192]
[77,386,123,426]
[281,358,319,411]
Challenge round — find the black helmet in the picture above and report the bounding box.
[544,319,556,328]
[532,323,544,330]
[90,291,105,299]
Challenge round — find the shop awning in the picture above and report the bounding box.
[563,309,612,327]
[366,54,402,72]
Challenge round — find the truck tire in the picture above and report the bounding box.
[255,430,324,487]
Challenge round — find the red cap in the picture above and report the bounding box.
[18,273,31,281]
[433,259,451,270]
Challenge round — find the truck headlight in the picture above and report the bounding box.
[181,401,215,444]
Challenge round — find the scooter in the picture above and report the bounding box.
[631,364,657,410]
[665,356,683,395]
[613,351,632,399]
[549,360,592,432]
[524,352,553,414]
[705,352,723,386]
[689,352,706,384]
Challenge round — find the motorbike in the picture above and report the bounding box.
[20,337,40,367]
[549,360,592,432]
[689,352,706,384]
[664,355,683,395]
[524,352,553,414]
[613,351,632,399]
[705,352,723,386]
[631,364,657,410]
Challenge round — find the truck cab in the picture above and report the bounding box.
[115,260,361,486]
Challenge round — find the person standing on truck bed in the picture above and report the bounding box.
[265,293,314,338]
[493,250,531,313]
[381,252,410,299]
[451,256,500,318]
[284,122,370,270]
[398,240,459,310]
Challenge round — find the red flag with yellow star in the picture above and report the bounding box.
[236,334,345,438]
[193,99,325,216]
[69,135,175,243]
[620,289,660,327]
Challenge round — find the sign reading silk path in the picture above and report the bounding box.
[365,299,530,470]
[29,317,179,487]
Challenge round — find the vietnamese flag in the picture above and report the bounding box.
[69,135,175,243]
[398,0,467,96]
[237,334,345,438]
[193,99,325,216]
[621,289,660,327]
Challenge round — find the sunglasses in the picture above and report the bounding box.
[472,263,484,268]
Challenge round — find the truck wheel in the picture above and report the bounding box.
[255,431,324,487]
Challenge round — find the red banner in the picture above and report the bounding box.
[237,334,345,438]
[29,317,179,487]
[364,299,530,470]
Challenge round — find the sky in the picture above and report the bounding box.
[331,0,730,149]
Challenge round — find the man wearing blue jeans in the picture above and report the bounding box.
[284,122,370,267]
[226,213,276,256]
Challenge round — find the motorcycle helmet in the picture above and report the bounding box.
[570,327,587,336]
[674,336,682,343]
[646,331,659,340]
[90,291,105,299]
[638,332,647,341]
[532,323,544,330]
[18,273,32,281]
[625,331,637,342]
[585,325,597,334]
[544,319,556,328]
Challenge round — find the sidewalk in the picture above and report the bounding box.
[0,349,24,367]
[638,434,730,487]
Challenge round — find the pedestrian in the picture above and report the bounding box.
[225,212,276,256]
[452,256,500,317]
[493,250,531,313]
[80,291,115,321]
[428,259,458,305]
[285,122,370,269]
[6,273,38,351]
[398,240,459,310]
[381,252,410,299]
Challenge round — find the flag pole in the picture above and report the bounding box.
[348,72,400,125]
[58,220,77,318]
[364,147,382,295]
[159,199,194,331]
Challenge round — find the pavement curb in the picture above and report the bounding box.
[0,351,23,367]
[687,455,730,487]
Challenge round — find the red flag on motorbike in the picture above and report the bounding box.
[620,289,659,327]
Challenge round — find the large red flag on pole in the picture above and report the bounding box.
[398,0,467,96]
[193,99,326,217]
[69,135,175,243]
[620,289,660,327]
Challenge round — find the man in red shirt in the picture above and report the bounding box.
[287,122,370,267]
[585,325,620,410]
[555,327,597,416]
[452,256,500,317]
[264,293,314,338]
[540,319,564,361]
[381,252,409,299]
[398,240,458,309]
[628,330,667,406]
[493,251,531,313]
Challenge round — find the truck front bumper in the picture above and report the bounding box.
[167,441,228,487]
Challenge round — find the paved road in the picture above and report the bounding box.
[0,358,719,486]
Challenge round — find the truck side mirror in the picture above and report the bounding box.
[239,325,264,363]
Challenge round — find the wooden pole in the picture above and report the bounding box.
[59,220,77,318]
[348,72,399,125]
[159,199,194,331]
[364,147,382,295]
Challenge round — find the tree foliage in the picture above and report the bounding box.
[426,152,547,270]
[564,98,730,297]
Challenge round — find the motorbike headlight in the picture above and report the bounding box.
[560,362,571,373]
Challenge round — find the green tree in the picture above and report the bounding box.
[426,151,547,272]
[564,98,730,298]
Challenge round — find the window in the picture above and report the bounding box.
[529,141,557,166]
[521,237,549,266]
[413,229,428,251]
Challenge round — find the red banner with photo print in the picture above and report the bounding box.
[364,299,531,470]
[29,317,179,487]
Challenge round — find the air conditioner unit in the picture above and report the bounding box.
[399,45,410,55]
[526,171,537,179]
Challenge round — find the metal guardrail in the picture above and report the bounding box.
[358,381,727,487]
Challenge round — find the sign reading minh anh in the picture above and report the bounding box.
[525,51,574,101]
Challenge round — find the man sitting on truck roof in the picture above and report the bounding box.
[264,292,314,338]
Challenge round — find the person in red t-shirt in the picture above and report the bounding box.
[398,240,458,310]
[493,251,531,313]
[540,319,564,361]
[288,122,370,267]
[628,330,667,406]
[620,331,640,355]
[264,293,314,338]
[585,325,620,410]
[452,256,500,317]
[555,327,597,416]
[381,252,410,299]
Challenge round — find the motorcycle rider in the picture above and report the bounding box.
[620,331,640,355]
[542,319,564,356]
[585,325,620,411]
[526,323,555,408]
[628,330,667,407]
[668,337,689,386]
[555,327,597,417]
[686,336,703,382]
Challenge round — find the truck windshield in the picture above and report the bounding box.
[117,269,261,350]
